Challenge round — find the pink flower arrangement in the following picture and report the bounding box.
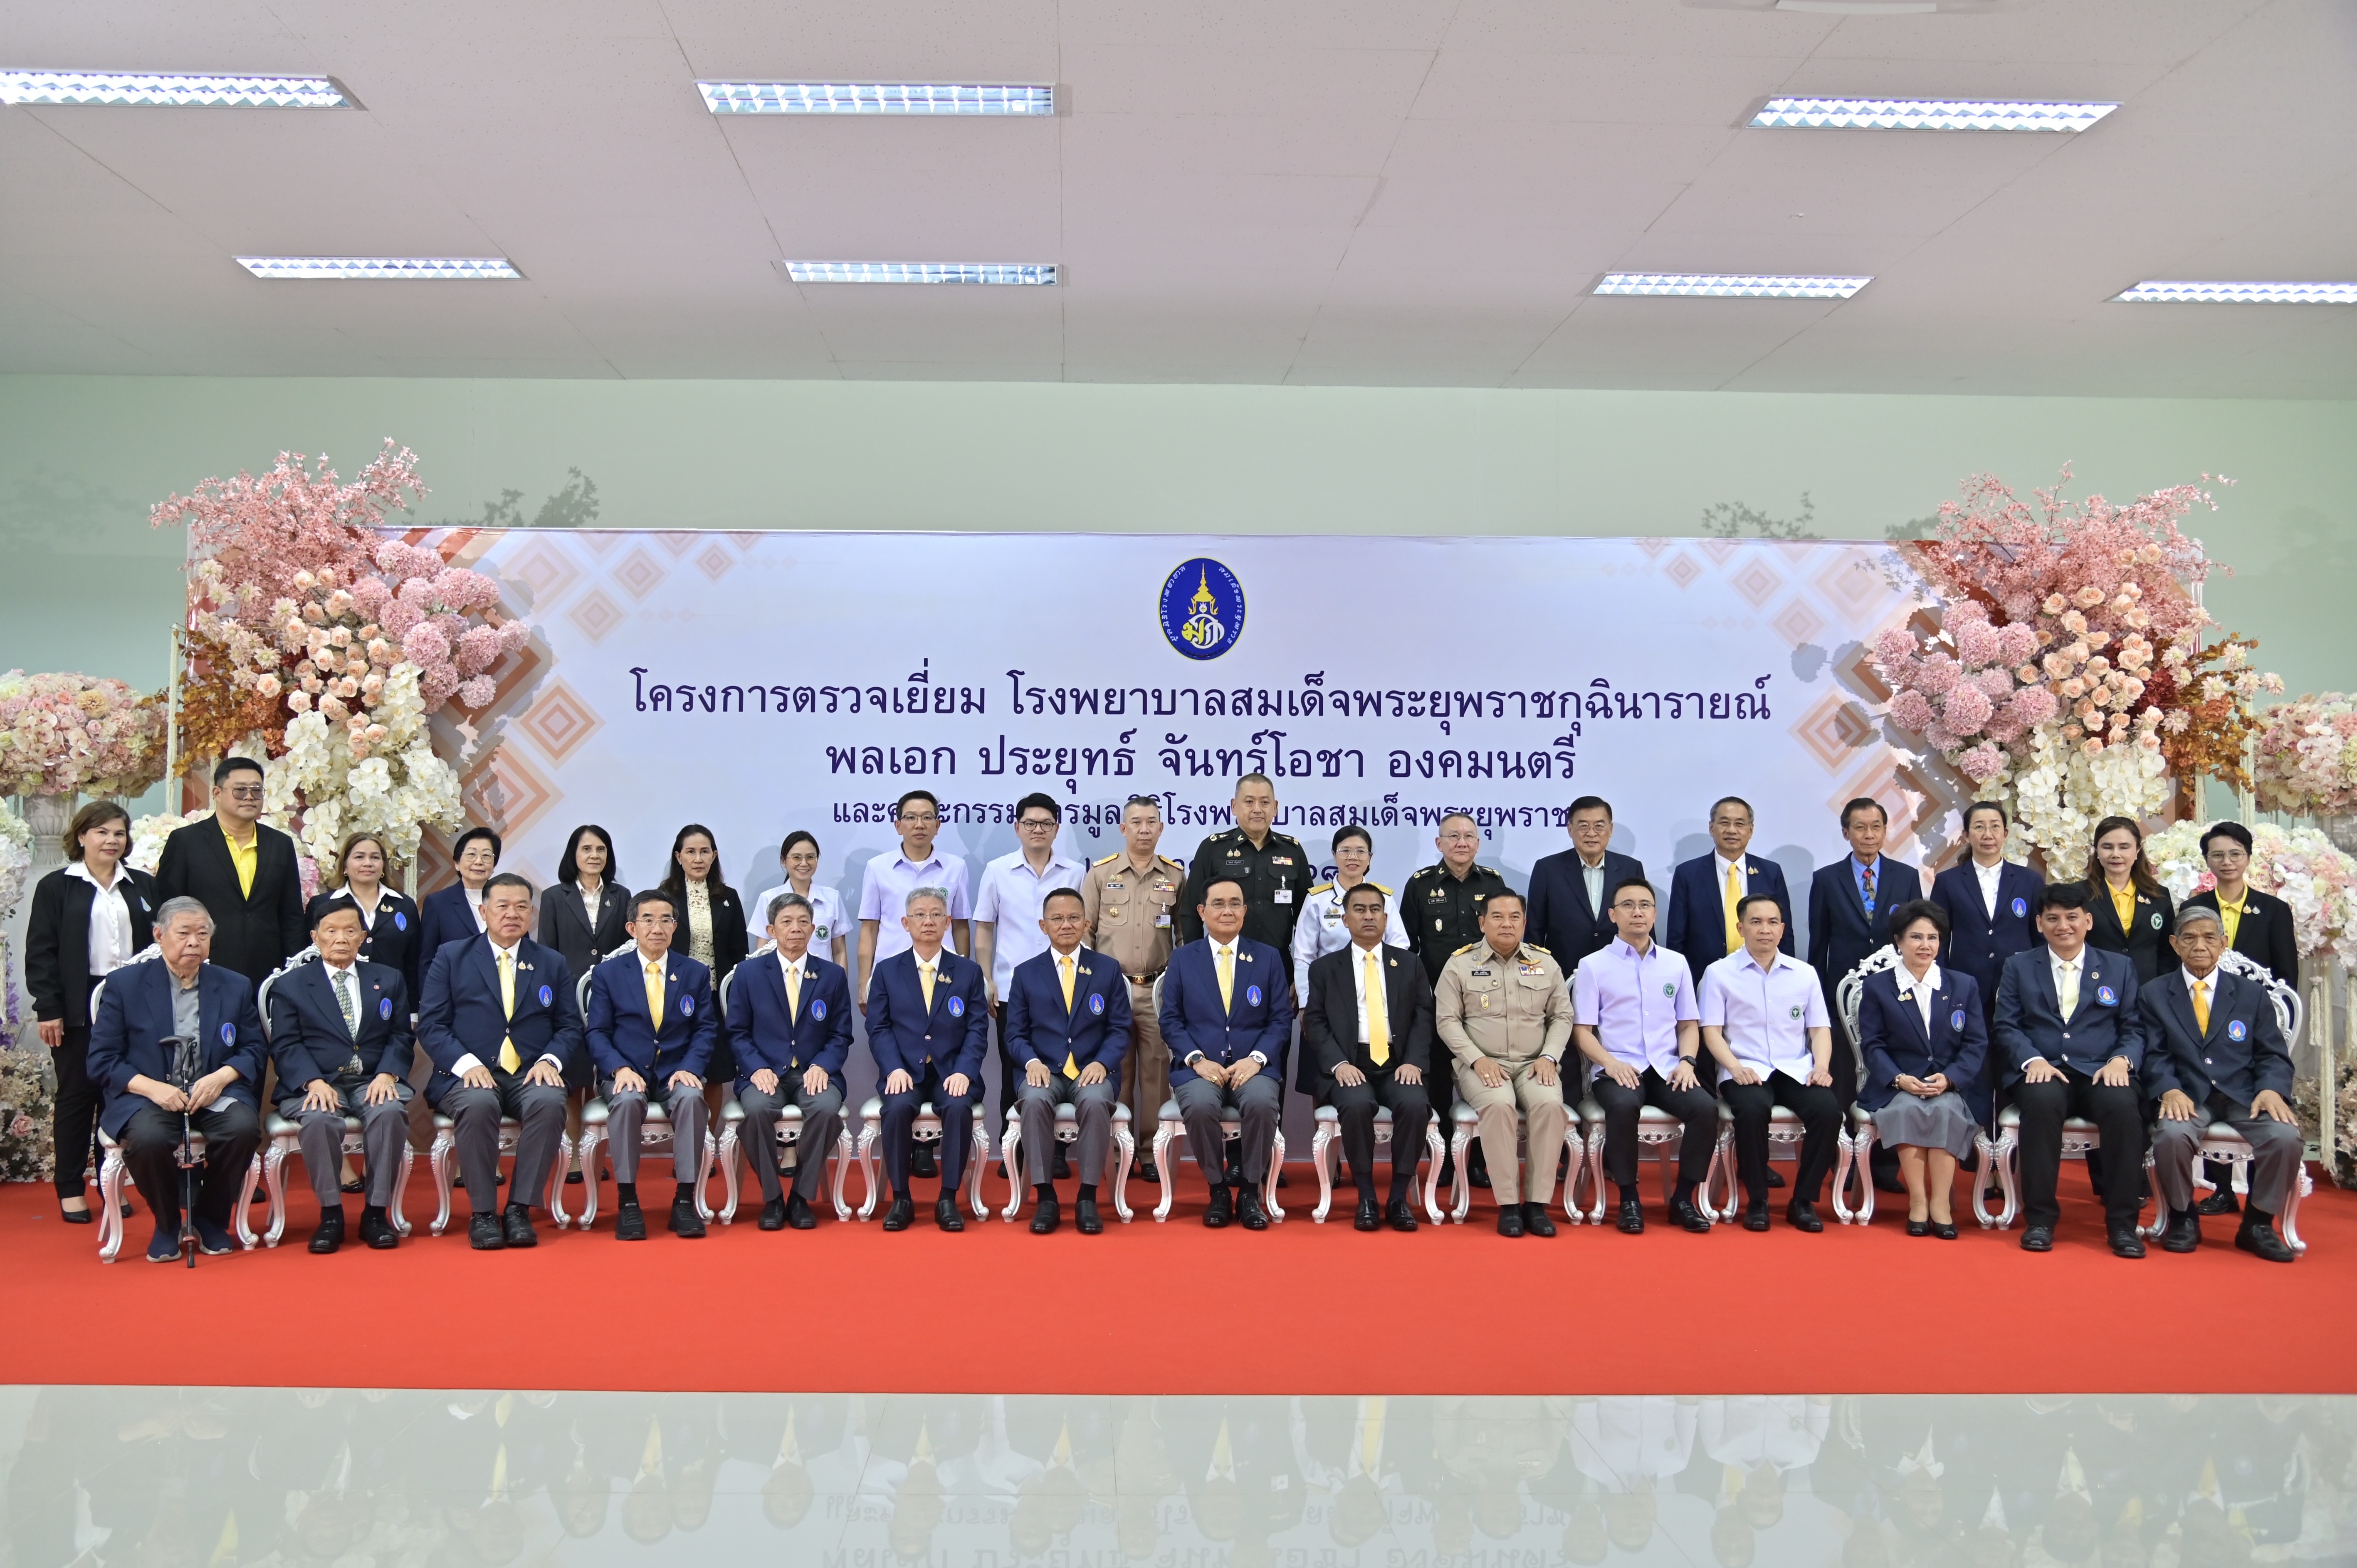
[0,671,168,798]
[2253,694,2357,818]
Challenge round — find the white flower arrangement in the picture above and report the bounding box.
[0,801,33,1037]
[261,661,462,868]
[2143,820,2357,966]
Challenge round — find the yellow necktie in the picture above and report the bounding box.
[2191,977,2210,1035]
[1059,954,1080,1078]
[1216,945,1234,1010]
[1365,950,1389,1067]
[2057,960,2080,1020]
[919,960,936,1010]
[1359,1396,1387,1478]
[644,959,665,1027]
[785,961,802,1021]
[1723,862,1742,953]
[496,949,521,1072]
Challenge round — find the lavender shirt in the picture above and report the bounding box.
[1573,938,1700,1078]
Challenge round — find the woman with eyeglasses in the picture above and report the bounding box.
[746,830,848,969]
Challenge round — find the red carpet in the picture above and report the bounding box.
[5,1166,2354,1396]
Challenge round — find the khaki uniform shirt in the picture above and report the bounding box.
[1078,852,1185,981]
[1434,942,1574,1069]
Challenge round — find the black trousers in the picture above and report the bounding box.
[1329,1074,1431,1199]
[2013,1072,2146,1231]
[119,1101,262,1227]
[1721,1075,1840,1205]
[1591,1069,1717,1190]
[51,1020,100,1198]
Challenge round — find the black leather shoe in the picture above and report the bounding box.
[881,1195,914,1231]
[2108,1224,2146,1259]
[758,1197,788,1231]
[2020,1224,2054,1252]
[1238,1189,1270,1231]
[910,1144,937,1179]
[670,1195,707,1238]
[2196,1188,2241,1217]
[1617,1197,1645,1235]
[1052,1146,1071,1180]
[1223,1153,1244,1187]
[1744,1203,1770,1233]
[934,1195,966,1232]
[1076,1195,1102,1235]
[1354,1197,1380,1232]
[1932,1221,1959,1241]
[1672,1197,1712,1234]
[502,1205,538,1248]
[1522,1202,1558,1238]
[2162,1210,2201,1253]
[1467,1150,1492,1189]
[59,1204,94,1225]
[1496,1205,1525,1237]
[1906,1218,1930,1237]
[1784,1200,1824,1234]
[1435,1155,1456,1188]
[194,1215,236,1255]
[359,1209,398,1249]
[2236,1220,2296,1263]
[309,1207,345,1254]
[615,1201,647,1241]
[1388,1198,1418,1232]
[787,1193,817,1230]
[1203,1187,1232,1228]
[1766,1168,1785,1188]
[469,1212,506,1250]
[1031,1195,1061,1235]
[1135,1156,1159,1184]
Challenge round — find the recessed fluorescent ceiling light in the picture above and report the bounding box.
[237,257,520,280]
[1753,96,2117,132]
[778,261,1057,285]
[1,69,348,107]
[701,81,1052,115]
[2111,280,2357,305]
[1595,273,1869,299]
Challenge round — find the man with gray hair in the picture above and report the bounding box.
[728,891,855,1229]
[866,886,991,1231]
[86,896,266,1262]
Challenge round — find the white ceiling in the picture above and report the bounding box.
[4,0,2353,393]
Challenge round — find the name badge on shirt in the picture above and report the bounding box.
[2227,1019,2247,1042]
[1155,912,1171,927]
[1274,888,1293,904]
[2095,985,2117,1007]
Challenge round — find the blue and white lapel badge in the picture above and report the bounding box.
[1245,983,1263,1007]
[2095,984,2118,1007]
[2227,1018,2248,1042]
[393,911,408,930]
[947,995,965,1018]
[811,998,827,1021]
[1089,993,1106,1016]
[2011,896,2028,919]
[219,1022,236,1046]
[681,994,694,1016]
[538,983,554,1007]
[380,997,395,1021]
[2149,911,2164,931]
[1950,1007,1967,1032]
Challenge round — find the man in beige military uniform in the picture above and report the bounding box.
[1434,889,1574,1238]
[1078,795,1185,1183]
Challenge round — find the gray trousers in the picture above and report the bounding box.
[600,1075,709,1185]
[739,1079,845,1203]
[1016,1073,1119,1185]
[1174,1072,1282,1188]
[2153,1095,2303,1215]
[281,1081,412,1207]
[443,1080,567,1216]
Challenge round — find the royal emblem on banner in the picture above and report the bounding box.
[1159,558,1246,662]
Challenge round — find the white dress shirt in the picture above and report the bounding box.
[971,849,1085,993]
[1715,854,1749,897]
[68,859,134,977]
[1348,939,1389,1045]
[1579,853,1610,919]
[2049,949,2085,1015]
[1972,859,2004,922]
[1896,961,1943,1035]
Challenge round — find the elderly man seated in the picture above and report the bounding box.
[86,896,266,1262]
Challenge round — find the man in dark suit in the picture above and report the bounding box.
[1005,887,1132,1235]
[1302,882,1434,1231]
[86,897,267,1263]
[267,903,414,1253]
[729,891,853,1231]
[1993,882,2148,1258]
[1525,795,1647,975]
[867,886,992,1232]
[1806,798,1925,1124]
[418,826,502,971]
[2181,820,2301,1218]
[154,757,306,990]
[1161,877,1294,1230]
[1665,796,1794,986]
[2139,906,2300,1262]
[585,889,719,1242]
[418,872,583,1250]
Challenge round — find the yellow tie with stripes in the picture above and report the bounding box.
[496,949,521,1072]
[1365,950,1390,1067]
[1059,954,1080,1079]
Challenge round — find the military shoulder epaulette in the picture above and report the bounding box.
[1307,882,1333,895]
[1369,881,1393,895]
[1453,941,1481,956]
[1524,942,1551,955]
[1093,852,1123,866]
[1156,854,1184,867]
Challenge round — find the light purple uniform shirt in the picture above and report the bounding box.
[972,849,1085,993]
[1699,949,1829,1085]
[1573,938,1700,1078]
[858,852,974,965]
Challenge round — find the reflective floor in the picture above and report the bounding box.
[0,1388,2345,1566]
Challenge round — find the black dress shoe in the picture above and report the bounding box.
[1223,1154,1244,1187]
[881,1195,914,1231]
[787,1193,817,1230]
[1052,1146,1071,1180]
[1907,1216,1930,1236]
[502,1205,538,1248]
[1744,1203,1771,1233]
[1076,1195,1103,1235]
[2108,1224,2146,1259]
[2162,1210,2201,1252]
[359,1209,398,1249]
[1388,1198,1418,1232]
[1354,1197,1381,1232]
[1672,1197,1712,1234]
[1617,1197,1645,1235]
[1031,1195,1061,1235]
[468,1212,506,1250]
[758,1197,788,1231]
[566,1170,585,1185]
[1784,1200,1824,1234]
[1496,1205,1525,1238]
[1467,1150,1492,1189]
[615,1202,647,1241]
[911,1144,938,1179]
[1436,1155,1457,1188]
[2020,1224,2054,1252]
[309,1207,345,1255]
[1766,1168,1785,1189]
[934,1195,966,1232]
[59,1205,94,1225]
[1522,1202,1558,1238]
[1932,1221,1959,1241]
[1203,1186,1232,1228]
[1238,1189,1270,1231]
[2196,1188,2241,1217]
[2236,1220,2296,1263]
[1135,1156,1159,1184]
[670,1195,707,1238]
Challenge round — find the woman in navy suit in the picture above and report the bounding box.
[418,826,502,967]
[1856,900,1988,1239]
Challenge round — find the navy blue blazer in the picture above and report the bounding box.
[586,947,718,1083]
[1160,936,1293,1088]
[1665,854,1794,983]
[1003,945,1132,1078]
[86,959,267,1138]
[1524,848,1647,973]
[415,935,584,1103]
[866,948,990,1082]
[1930,859,2044,1018]
[266,958,414,1094]
[726,949,854,1086]
[2082,879,2177,985]
[415,884,483,980]
[1991,945,2145,1082]
[307,887,424,1010]
[1807,855,1925,1003]
[1855,966,1991,1123]
[2137,966,2293,1110]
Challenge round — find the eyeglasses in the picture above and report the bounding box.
[896,812,939,825]
[1018,816,1058,830]
[224,785,264,801]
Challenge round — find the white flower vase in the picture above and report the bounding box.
[2320,814,2357,858]
[25,794,74,875]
